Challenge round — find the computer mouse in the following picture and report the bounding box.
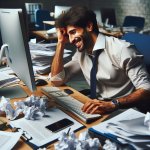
[35,79,48,86]
[63,89,74,95]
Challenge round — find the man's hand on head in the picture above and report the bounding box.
[81,99,117,115]
[56,28,69,44]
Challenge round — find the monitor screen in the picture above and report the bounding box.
[100,8,117,26]
[54,6,71,19]
[93,10,102,26]
[0,9,36,92]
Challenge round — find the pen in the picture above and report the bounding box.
[67,127,71,135]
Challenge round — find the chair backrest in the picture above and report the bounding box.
[35,9,53,30]
[122,32,150,73]
[123,16,145,29]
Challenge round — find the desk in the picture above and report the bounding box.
[1,81,109,150]
[32,30,57,42]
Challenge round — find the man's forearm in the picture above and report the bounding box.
[51,42,65,77]
[117,88,150,108]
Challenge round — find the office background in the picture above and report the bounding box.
[0,0,150,46]
[0,0,150,27]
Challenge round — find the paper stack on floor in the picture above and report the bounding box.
[89,109,150,150]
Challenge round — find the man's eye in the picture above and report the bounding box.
[71,30,76,34]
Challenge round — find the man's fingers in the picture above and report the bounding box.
[82,101,92,111]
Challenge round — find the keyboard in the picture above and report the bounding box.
[41,87,101,123]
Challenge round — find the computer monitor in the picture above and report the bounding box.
[100,8,117,26]
[93,10,103,26]
[54,6,71,19]
[0,9,36,92]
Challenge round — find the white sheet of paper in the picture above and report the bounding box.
[0,130,22,150]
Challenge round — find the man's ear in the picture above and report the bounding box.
[86,22,93,32]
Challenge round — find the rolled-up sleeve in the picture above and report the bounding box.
[120,45,150,91]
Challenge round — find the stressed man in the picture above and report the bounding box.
[50,6,150,115]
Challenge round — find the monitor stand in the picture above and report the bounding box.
[0,85,28,99]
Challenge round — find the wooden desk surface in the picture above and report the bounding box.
[1,81,109,150]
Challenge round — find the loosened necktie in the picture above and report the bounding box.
[90,50,101,99]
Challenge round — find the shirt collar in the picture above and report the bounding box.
[93,33,106,53]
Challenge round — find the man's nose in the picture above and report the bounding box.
[69,35,74,44]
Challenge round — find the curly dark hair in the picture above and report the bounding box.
[55,6,99,34]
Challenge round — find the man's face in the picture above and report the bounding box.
[66,25,93,52]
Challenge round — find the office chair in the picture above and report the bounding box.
[122,16,145,30]
[35,9,53,30]
[122,32,150,73]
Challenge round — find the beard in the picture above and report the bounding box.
[75,30,94,53]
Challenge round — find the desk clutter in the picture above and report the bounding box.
[0,95,84,148]
[54,130,101,150]
[0,95,48,120]
[1,92,150,149]
[29,42,72,75]
[0,69,20,88]
[89,108,150,150]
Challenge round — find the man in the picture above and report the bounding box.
[50,6,150,115]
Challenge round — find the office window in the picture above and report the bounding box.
[25,3,43,23]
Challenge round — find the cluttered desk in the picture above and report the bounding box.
[1,8,150,150]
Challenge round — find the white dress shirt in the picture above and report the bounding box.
[51,33,150,99]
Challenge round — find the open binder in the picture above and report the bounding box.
[9,108,85,149]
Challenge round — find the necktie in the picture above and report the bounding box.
[90,50,101,99]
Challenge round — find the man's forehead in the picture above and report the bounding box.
[66,25,76,31]
[66,25,83,33]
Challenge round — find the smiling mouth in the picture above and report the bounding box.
[74,37,82,48]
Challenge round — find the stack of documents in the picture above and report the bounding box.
[29,42,72,75]
[0,71,20,88]
[89,109,150,150]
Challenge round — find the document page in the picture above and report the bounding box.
[10,108,84,147]
[0,130,22,150]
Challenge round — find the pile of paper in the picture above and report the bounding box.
[89,109,150,150]
[29,42,72,75]
[0,71,20,88]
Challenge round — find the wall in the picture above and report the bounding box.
[89,0,150,28]
[0,0,150,28]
